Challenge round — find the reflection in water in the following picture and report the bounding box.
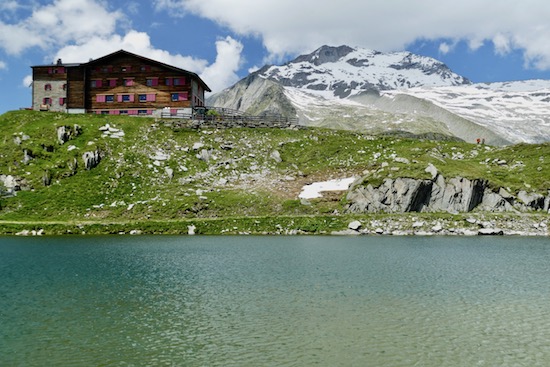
[1,236,550,366]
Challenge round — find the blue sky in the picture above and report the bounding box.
[2,0,550,114]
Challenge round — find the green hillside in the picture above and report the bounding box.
[0,110,548,234]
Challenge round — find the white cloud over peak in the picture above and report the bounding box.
[155,0,550,70]
[200,37,244,93]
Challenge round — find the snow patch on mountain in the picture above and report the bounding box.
[383,80,550,143]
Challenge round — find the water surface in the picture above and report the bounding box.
[1,236,550,366]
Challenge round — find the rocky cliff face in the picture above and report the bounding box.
[207,74,296,118]
[346,172,549,214]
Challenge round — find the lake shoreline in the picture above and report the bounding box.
[1,212,548,236]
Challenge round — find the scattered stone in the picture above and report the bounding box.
[478,228,504,236]
[432,224,443,232]
[188,225,196,235]
[192,142,204,150]
[348,220,362,230]
[394,157,410,164]
[270,150,282,163]
[149,151,170,161]
[129,229,142,235]
[197,149,212,162]
[375,228,384,234]
[165,167,174,180]
[425,163,438,179]
[412,221,424,228]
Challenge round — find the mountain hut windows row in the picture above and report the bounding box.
[93,65,153,73]
[90,77,186,88]
[95,92,188,103]
[44,83,67,91]
[42,97,66,106]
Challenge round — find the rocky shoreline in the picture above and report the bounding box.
[333,214,549,237]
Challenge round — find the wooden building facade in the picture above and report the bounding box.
[31,50,211,116]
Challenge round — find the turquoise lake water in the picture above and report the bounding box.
[1,235,550,366]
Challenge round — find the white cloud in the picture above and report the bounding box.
[0,60,7,70]
[22,74,32,88]
[55,32,243,92]
[55,31,208,72]
[0,0,122,55]
[155,0,550,70]
[200,37,244,92]
[438,42,451,55]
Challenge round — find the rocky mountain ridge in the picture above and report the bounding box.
[208,45,550,144]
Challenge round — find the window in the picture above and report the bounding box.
[139,93,157,102]
[171,92,188,102]
[146,78,158,87]
[108,79,117,87]
[96,94,115,102]
[59,97,66,105]
[43,97,52,105]
[123,78,134,87]
[44,84,52,91]
[140,65,151,72]
[62,84,67,91]
[118,94,134,102]
[119,110,128,115]
[91,80,102,88]
[101,66,113,73]
[121,66,131,72]
[101,110,109,115]
[138,110,148,115]
[167,77,185,86]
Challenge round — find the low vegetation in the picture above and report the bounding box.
[0,110,548,234]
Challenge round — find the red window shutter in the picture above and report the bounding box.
[152,78,158,86]
[117,95,123,102]
[179,92,188,101]
[59,98,64,105]
[146,94,156,102]
[109,79,116,87]
[129,94,135,102]
[96,95,105,103]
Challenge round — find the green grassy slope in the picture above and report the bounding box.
[0,110,548,232]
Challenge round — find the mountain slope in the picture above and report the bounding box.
[208,45,549,144]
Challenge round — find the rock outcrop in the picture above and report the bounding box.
[57,124,82,145]
[82,149,101,170]
[346,173,549,214]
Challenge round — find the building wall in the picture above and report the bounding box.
[32,66,68,112]
[85,54,203,114]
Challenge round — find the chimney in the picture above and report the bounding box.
[57,59,62,65]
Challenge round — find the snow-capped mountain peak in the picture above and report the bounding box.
[257,45,470,98]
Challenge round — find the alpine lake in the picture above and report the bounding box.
[1,235,550,366]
